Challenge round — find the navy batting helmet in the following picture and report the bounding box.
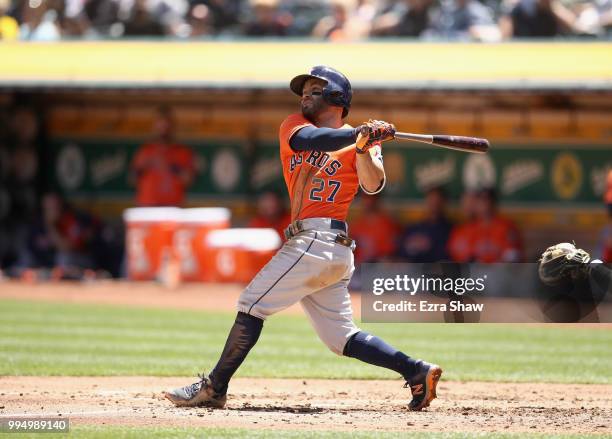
[290,66,352,118]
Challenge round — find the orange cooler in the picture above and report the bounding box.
[124,207,181,281]
[205,229,282,283]
[174,208,231,282]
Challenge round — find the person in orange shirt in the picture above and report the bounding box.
[472,188,522,263]
[130,107,195,207]
[350,193,400,264]
[165,65,442,413]
[449,188,522,263]
[248,191,292,241]
[447,189,479,262]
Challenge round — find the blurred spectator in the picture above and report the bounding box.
[242,0,289,36]
[472,188,522,262]
[279,0,330,35]
[597,0,612,36]
[184,3,215,36]
[350,194,400,265]
[598,169,612,262]
[499,0,576,38]
[570,0,612,36]
[129,106,196,207]
[19,0,62,40]
[248,191,291,240]
[122,0,165,35]
[397,186,453,262]
[84,0,120,36]
[0,0,19,39]
[4,0,611,39]
[371,0,434,37]
[61,13,92,36]
[426,0,502,41]
[449,188,522,263]
[194,0,243,34]
[311,0,372,41]
[447,189,478,262]
[17,192,97,277]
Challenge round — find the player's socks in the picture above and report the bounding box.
[209,312,263,394]
[343,331,419,380]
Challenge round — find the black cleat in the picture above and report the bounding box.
[164,374,227,408]
[405,361,443,411]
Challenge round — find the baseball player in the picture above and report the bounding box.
[164,66,443,411]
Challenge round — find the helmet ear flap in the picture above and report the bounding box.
[324,90,350,117]
[325,90,344,105]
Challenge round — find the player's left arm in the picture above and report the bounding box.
[355,120,395,194]
[356,145,385,194]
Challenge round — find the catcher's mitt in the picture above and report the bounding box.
[538,242,591,286]
[355,119,395,153]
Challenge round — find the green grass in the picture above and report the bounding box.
[6,427,612,439]
[0,299,611,383]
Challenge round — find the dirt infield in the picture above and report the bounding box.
[1,280,611,434]
[1,376,611,434]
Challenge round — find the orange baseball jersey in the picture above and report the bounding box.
[132,143,194,207]
[279,113,364,222]
[447,222,477,263]
[448,216,522,263]
[350,211,400,264]
[472,216,522,263]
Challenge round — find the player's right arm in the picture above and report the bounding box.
[280,113,359,153]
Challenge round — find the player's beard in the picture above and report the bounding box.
[301,99,326,122]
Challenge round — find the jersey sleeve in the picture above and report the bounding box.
[278,113,312,158]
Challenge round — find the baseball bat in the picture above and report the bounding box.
[394,132,490,153]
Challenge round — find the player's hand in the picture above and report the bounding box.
[355,119,395,154]
[354,124,371,153]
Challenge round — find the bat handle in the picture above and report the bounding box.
[394,132,434,143]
